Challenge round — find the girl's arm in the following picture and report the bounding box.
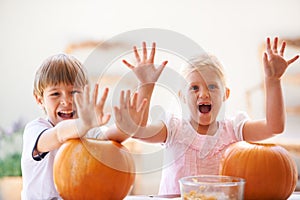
[122,42,167,126]
[36,85,110,153]
[104,42,167,143]
[243,37,299,141]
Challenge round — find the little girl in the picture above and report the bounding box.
[112,37,299,194]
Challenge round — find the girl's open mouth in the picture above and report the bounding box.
[198,104,211,113]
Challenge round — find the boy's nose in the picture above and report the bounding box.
[60,96,72,106]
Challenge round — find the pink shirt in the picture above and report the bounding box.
[158,112,248,195]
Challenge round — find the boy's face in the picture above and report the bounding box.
[35,84,83,126]
[183,68,229,127]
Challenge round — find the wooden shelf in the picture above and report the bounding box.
[284,73,300,85]
[287,105,300,115]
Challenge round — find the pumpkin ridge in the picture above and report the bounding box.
[279,147,297,199]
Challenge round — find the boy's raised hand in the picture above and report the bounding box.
[113,90,148,137]
[263,37,299,79]
[74,84,111,137]
[122,42,168,84]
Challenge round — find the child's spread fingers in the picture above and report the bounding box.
[133,46,141,63]
[98,87,109,110]
[92,84,99,105]
[131,92,138,109]
[266,37,272,55]
[157,60,168,75]
[137,98,148,113]
[162,60,168,67]
[125,90,131,109]
[149,42,156,63]
[73,92,82,108]
[83,85,90,104]
[272,37,278,53]
[287,55,300,65]
[263,52,269,69]
[279,41,286,57]
[142,41,147,61]
[101,113,111,125]
[120,90,125,109]
[122,60,134,70]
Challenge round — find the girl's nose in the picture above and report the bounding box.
[199,87,210,99]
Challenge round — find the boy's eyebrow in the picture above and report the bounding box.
[45,86,60,92]
[73,87,83,90]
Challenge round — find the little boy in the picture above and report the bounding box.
[21,53,111,199]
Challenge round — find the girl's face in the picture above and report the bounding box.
[182,68,229,133]
[35,84,83,126]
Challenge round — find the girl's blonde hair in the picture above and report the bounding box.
[33,53,88,98]
[181,53,227,87]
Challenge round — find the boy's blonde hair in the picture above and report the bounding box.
[181,53,227,87]
[33,53,88,98]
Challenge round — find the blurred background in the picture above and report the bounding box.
[0,0,299,196]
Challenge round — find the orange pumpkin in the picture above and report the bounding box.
[53,138,135,200]
[219,141,297,200]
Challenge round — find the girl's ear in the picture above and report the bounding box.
[223,87,230,101]
[178,90,186,103]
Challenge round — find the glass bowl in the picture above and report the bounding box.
[179,175,245,200]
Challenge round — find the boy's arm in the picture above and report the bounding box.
[243,37,299,141]
[36,85,110,153]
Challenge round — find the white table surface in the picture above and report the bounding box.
[124,192,300,200]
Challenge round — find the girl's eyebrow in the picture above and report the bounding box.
[187,81,200,85]
[206,80,219,84]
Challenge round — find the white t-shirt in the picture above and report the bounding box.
[21,118,106,200]
[21,118,60,200]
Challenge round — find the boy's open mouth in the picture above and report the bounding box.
[58,110,76,119]
[198,104,211,113]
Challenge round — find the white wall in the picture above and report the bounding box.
[1,0,299,128]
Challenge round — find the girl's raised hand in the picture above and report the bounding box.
[263,37,299,79]
[122,42,168,84]
[113,90,148,137]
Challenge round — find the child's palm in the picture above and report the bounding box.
[74,85,110,136]
[264,37,299,79]
[114,91,147,136]
[264,54,288,78]
[123,42,167,84]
